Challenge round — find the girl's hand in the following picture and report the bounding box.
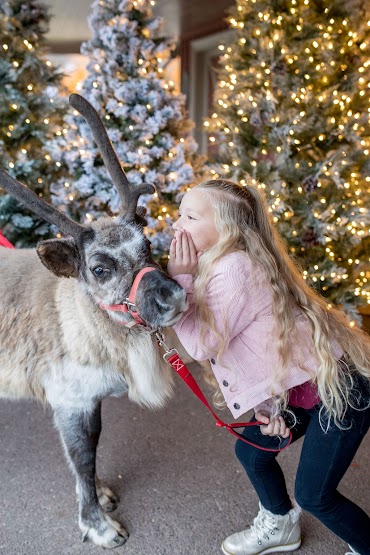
[255,411,290,439]
[168,230,199,277]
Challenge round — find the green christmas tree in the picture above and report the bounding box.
[206,0,370,321]
[0,0,67,247]
[49,0,203,265]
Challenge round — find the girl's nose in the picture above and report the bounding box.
[172,219,181,231]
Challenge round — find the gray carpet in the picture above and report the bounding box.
[0,362,369,555]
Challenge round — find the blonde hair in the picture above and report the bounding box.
[191,179,370,426]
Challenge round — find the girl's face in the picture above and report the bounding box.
[172,188,219,253]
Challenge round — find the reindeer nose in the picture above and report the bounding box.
[156,287,187,324]
[134,270,188,328]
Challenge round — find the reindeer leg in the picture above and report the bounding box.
[72,402,119,513]
[54,405,128,548]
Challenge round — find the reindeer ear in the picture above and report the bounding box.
[37,238,81,278]
[135,206,148,227]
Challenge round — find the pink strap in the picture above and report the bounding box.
[127,267,156,306]
[100,267,157,325]
[167,352,292,453]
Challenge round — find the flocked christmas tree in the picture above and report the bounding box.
[206,0,370,321]
[49,0,203,263]
[0,0,67,246]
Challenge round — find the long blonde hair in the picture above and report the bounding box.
[191,179,370,426]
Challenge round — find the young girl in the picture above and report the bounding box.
[167,179,370,555]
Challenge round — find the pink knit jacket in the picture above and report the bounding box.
[172,251,342,418]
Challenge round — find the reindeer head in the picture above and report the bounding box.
[0,94,187,328]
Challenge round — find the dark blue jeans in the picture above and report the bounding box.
[235,374,370,554]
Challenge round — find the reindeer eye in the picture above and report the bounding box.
[93,266,110,278]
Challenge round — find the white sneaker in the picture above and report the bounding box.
[221,502,301,555]
[345,546,360,555]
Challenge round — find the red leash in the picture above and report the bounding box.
[156,334,292,453]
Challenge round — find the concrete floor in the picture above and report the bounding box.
[0,362,369,555]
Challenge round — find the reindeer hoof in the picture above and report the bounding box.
[104,501,117,513]
[105,531,129,549]
[81,531,88,543]
[97,484,120,513]
[100,523,129,549]
[80,515,129,549]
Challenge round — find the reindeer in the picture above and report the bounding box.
[0,94,187,549]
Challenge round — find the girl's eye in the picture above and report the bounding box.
[187,215,195,220]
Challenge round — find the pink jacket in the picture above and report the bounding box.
[172,251,342,418]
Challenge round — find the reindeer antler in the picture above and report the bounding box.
[69,94,155,222]
[0,169,83,239]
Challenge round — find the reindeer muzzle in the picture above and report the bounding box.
[100,267,157,327]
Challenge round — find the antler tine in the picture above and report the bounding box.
[69,94,154,221]
[0,169,83,239]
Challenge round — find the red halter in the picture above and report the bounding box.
[100,266,157,327]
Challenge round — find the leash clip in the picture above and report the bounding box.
[155,330,170,350]
[162,348,179,362]
[154,330,179,362]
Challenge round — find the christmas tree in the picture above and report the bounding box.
[0,0,67,247]
[49,0,203,263]
[206,0,370,321]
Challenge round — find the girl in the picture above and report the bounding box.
[167,179,370,555]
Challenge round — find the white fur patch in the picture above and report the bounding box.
[126,331,174,408]
[42,357,128,410]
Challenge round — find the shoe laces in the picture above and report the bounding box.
[249,508,279,545]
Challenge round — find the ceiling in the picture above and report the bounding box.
[45,0,233,51]
[46,0,176,43]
